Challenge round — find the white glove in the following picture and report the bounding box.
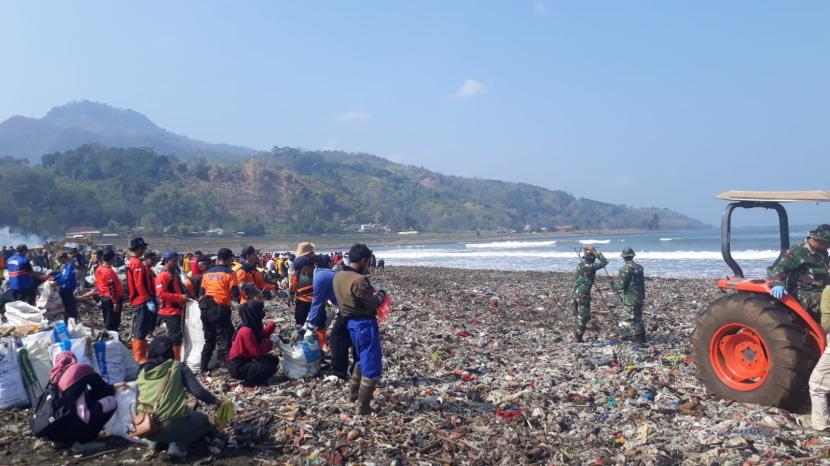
[302,323,317,343]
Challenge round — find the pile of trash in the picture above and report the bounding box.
[1,266,829,464]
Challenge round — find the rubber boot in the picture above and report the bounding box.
[172,345,182,362]
[349,365,362,402]
[200,351,212,373]
[356,378,377,416]
[132,339,148,364]
[633,333,647,344]
[811,393,830,430]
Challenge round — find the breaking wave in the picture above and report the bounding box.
[379,249,780,261]
[578,239,611,245]
[465,240,556,249]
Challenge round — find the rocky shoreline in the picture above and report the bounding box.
[1,266,827,465]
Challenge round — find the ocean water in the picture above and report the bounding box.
[373,226,816,278]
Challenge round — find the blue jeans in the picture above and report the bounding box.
[347,318,383,379]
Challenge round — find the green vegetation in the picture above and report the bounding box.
[0,144,704,237]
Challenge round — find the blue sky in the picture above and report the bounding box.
[1,1,829,225]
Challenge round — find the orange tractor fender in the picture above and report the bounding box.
[718,277,826,353]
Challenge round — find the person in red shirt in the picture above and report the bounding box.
[95,247,124,332]
[126,237,157,364]
[155,251,189,361]
[190,251,203,277]
[198,248,240,372]
[236,246,276,304]
[227,300,278,386]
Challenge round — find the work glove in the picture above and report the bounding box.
[216,399,235,429]
[771,285,787,299]
[146,300,157,313]
[302,323,318,344]
[262,290,273,300]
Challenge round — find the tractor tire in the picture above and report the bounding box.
[691,292,819,410]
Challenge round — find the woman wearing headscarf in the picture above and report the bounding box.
[227,300,278,386]
[43,351,116,448]
[136,336,226,459]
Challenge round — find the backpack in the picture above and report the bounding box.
[30,382,75,438]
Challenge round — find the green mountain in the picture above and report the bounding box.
[0,101,257,163]
[0,144,704,236]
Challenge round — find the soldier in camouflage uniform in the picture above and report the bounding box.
[767,224,830,316]
[572,246,608,342]
[611,247,646,343]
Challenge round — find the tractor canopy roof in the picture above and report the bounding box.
[716,191,830,203]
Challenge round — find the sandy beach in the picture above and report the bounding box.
[2,266,827,465]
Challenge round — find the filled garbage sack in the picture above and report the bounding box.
[4,301,46,333]
[103,382,146,444]
[49,338,92,367]
[275,335,321,379]
[92,331,138,384]
[182,300,205,373]
[19,331,53,401]
[0,337,30,409]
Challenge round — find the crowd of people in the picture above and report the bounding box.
[0,237,387,459]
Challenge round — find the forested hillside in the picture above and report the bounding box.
[0,145,704,237]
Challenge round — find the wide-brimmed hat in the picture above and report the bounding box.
[129,237,149,251]
[295,242,316,257]
[240,245,256,258]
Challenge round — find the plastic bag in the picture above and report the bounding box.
[103,382,146,444]
[275,336,321,379]
[182,300,205,373]
[67,318,92,339]
[36,282,64,319]
[0,337,30,409]
[377,295,393,324]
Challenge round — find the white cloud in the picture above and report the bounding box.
[450,79,486,99]
[341,110,373,120]
[534,1,548,15]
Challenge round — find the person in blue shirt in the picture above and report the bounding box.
[52,252,78,320]
[8,244,36,305]
[306,265,360,379]
[305,267,337,333]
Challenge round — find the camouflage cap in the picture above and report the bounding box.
[621,247,636,258]
[810,224,830,242]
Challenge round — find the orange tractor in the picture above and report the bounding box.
[692,191,829,409]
